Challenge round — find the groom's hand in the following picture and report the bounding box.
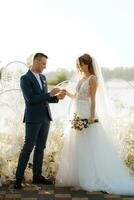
[56,89,66,100]
[49,88,61,97]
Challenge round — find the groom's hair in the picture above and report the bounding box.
[33,53,48,61]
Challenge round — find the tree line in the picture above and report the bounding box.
[0,67,134,84]
[102,67,134,81]
[46,67,134,85]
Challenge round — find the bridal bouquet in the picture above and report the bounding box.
[70,113,89,131]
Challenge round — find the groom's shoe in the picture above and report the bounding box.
[33,175,53,185]
[14,179,22,189]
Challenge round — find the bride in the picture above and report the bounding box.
[56,53,134,195]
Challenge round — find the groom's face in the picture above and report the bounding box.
[36,57,47,73]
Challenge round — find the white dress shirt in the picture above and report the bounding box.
[31,70,43,90]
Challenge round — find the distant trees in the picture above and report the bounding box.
[47,69,69,85]
[46,67,134,85]
[0,65,134,82]
[0,68,1,79]
[102,67,134,81]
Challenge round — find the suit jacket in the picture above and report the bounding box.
[20,70,58,123]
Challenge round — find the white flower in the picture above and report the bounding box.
[43,80,47,85]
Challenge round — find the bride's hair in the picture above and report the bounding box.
[78,53,95,75]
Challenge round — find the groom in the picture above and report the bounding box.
[14,53,66,189]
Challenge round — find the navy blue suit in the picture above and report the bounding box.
[16,70,58,179]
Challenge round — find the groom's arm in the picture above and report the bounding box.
[48,96,59,103]
[48,90,66,103]
[20,76,58,105]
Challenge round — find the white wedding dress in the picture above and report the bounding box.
[56,76,134,195]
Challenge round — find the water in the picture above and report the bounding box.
[106,79,134,107]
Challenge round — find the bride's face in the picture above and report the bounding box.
[78,62,88,73]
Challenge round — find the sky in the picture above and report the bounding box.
[0,0,134,72]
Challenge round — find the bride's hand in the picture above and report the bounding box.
[66,90,70,96]
[66,90,75,97]
[88,118,94,124]
[49,88,61,97]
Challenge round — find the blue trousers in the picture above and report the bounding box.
[16,120,50,179]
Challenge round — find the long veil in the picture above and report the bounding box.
[92,58,118,140]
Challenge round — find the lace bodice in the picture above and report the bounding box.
[70,75,97,119]
[76,77,91,101]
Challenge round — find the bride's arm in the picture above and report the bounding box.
[66,91,77,99]
[88,75,97,123]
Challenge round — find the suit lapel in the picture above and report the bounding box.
[26,70,42,92]
[40,74,48,93]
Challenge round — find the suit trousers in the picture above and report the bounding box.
[16,120,50,179]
